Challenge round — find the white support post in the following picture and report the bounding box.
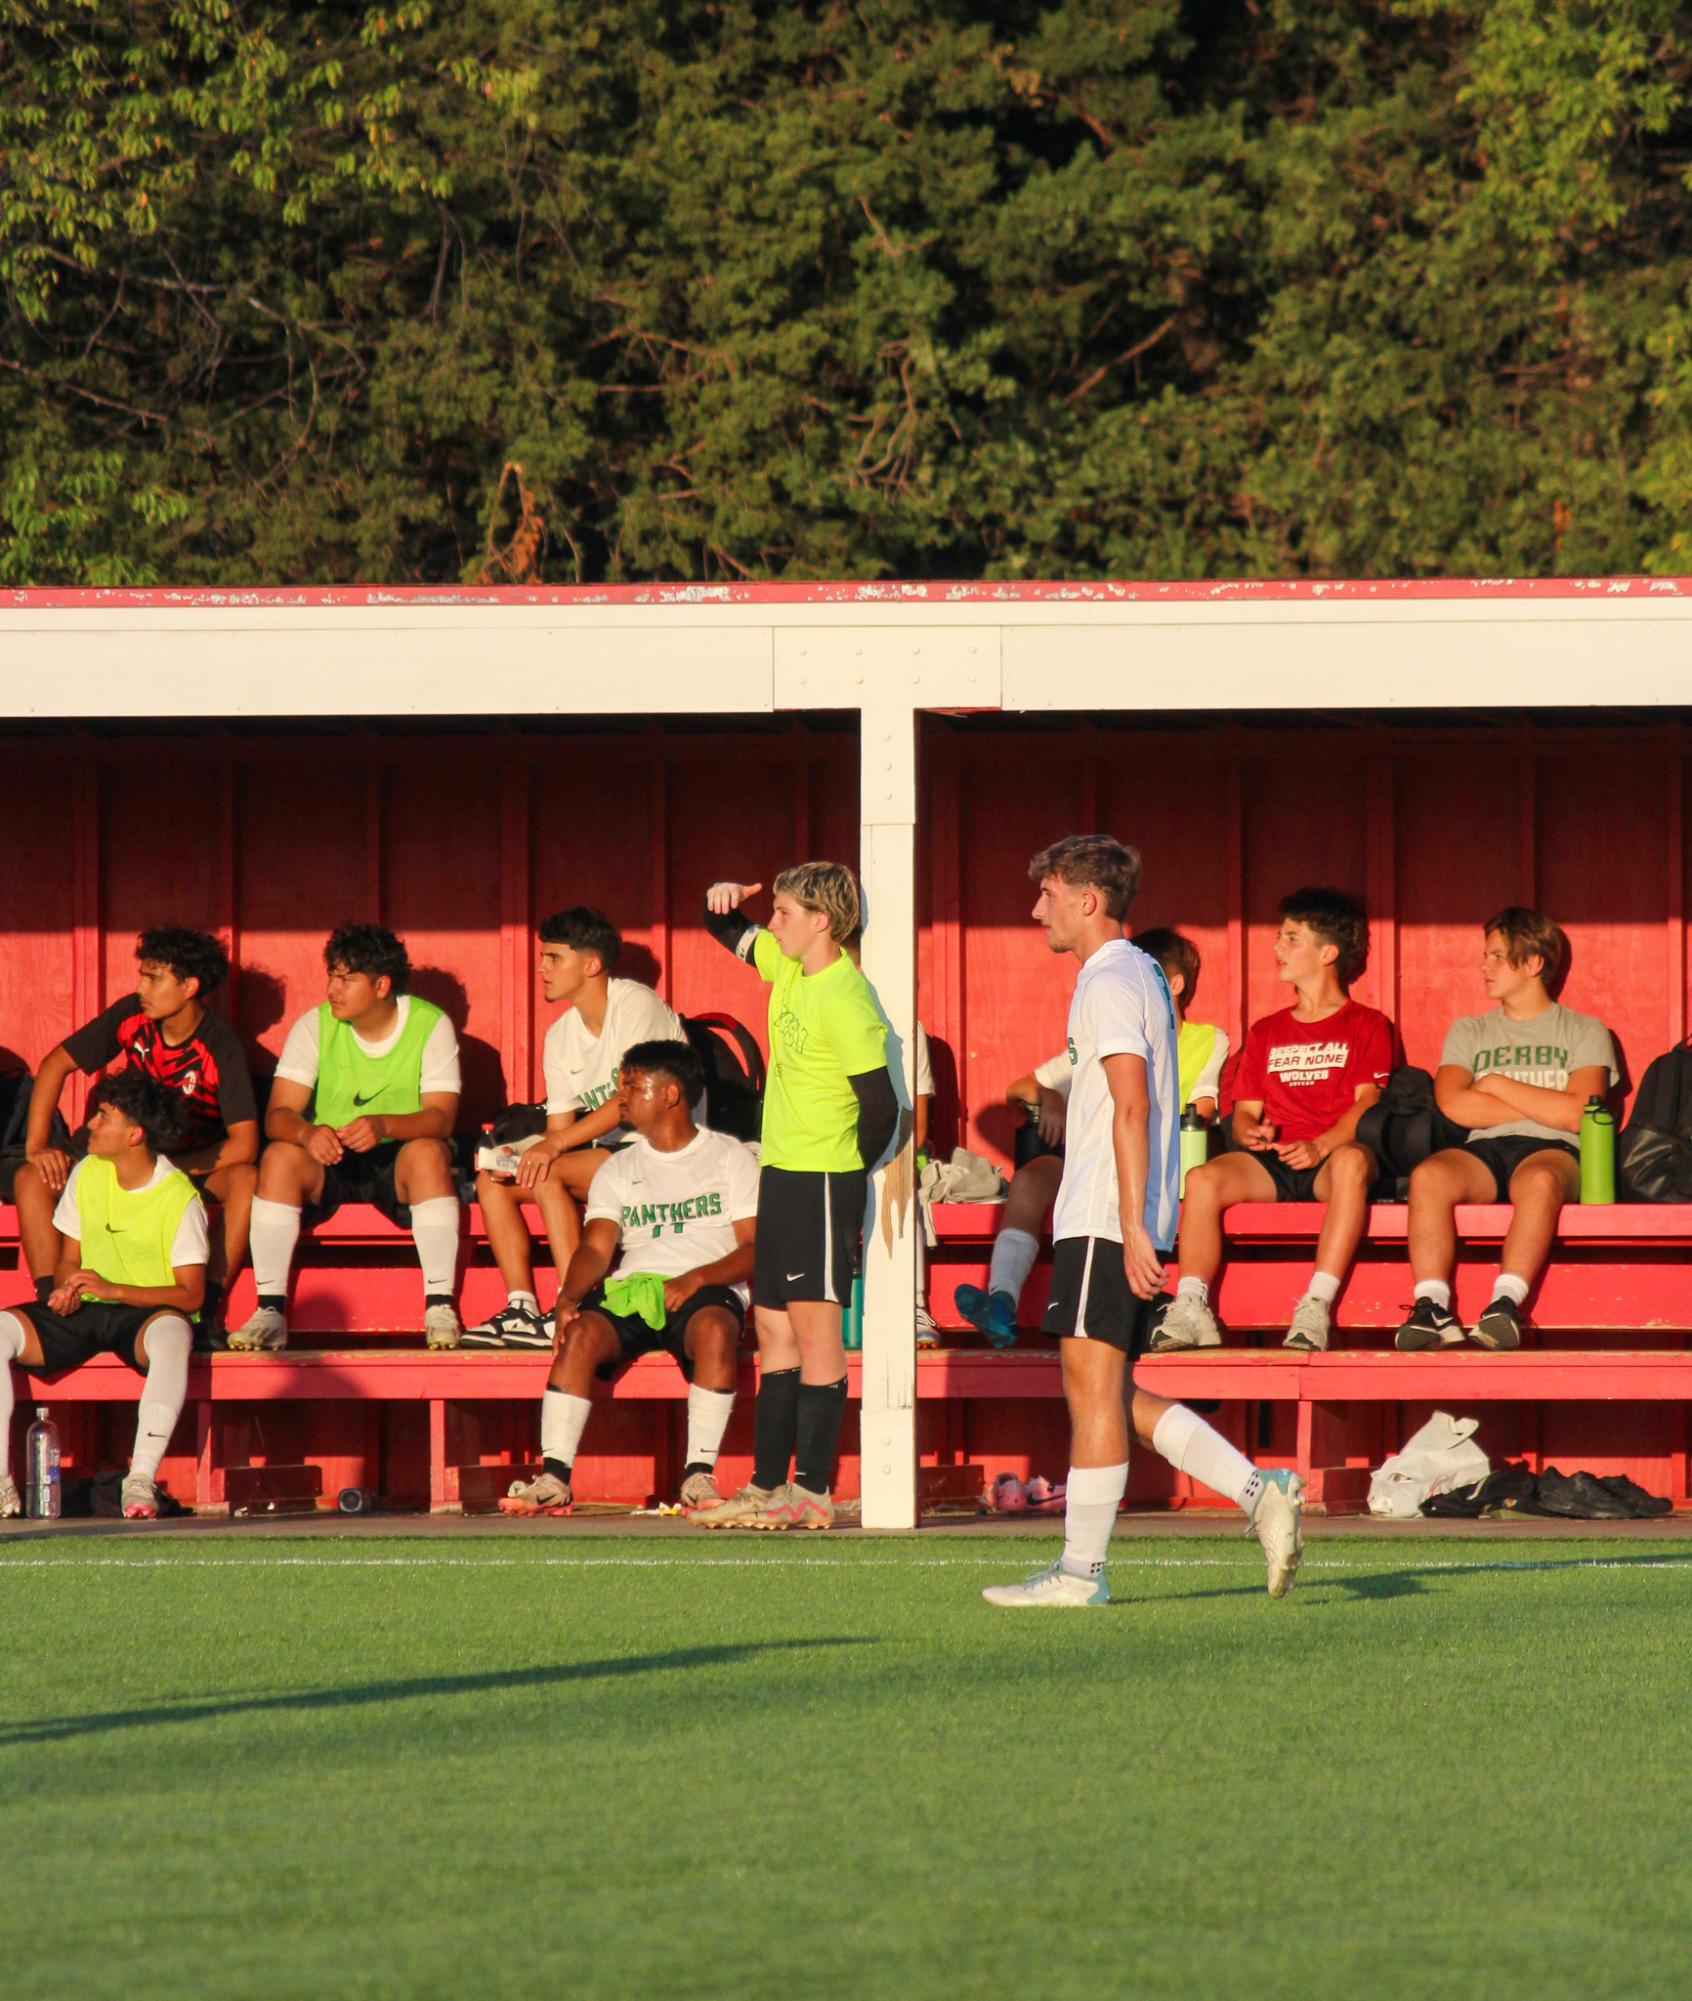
[857,698,919,1530]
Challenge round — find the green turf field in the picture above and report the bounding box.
[5,1533,1689,2001]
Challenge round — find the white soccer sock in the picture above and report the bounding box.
[508,1289,539,1313]
[1152,1403,1264,1517]
[541,1388,593,1473]
[684,1385,736,1469]
[130,1315,191,1482]
[0,1311,23,1479]
[987,1227,1040,1304]
[249,1197,302,1300]
[1491,1272,1529,1306]
[1414,1278,1452,1308]
[1305,1270,1341,1305]
[1176,1275,1209,1306]
[410,1197,461,1298]
[1061,1462,1128,1579]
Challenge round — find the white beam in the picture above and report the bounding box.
[856,698,919,1531]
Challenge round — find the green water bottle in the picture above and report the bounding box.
[1579,1097,1615,1205]
[842,1270,865,1350]
[1179,1107,1209,1197]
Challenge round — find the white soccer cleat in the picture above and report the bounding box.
[423,1303,464,1350]
[121,1475,159,1520]
[1283,1295,1331,1352]
[1149,1293,1222,1351]
[0,1474,20,1519]
[226,1305,288,1352]
[982,1560,1111,1608]
[1249,1469,1305,1598]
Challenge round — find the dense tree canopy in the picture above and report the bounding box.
[3,0,1690,584]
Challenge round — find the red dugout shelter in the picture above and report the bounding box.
[4,578,1692,1526]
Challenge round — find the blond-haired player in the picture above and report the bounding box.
[693,863,898,1529]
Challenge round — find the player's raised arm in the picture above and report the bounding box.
[702,881,763,959]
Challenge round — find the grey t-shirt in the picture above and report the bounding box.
[1441,1003,1617,1145]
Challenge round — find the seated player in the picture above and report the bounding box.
[227,924,464,1352]
[500,1040,758,1517]
[956,927,1227,1346]
[466,907,689,1350]
[1154,889,1395,1353]
[1396,907,1615,1351]
[0,1071,206,1521]
[13,925,257,1344]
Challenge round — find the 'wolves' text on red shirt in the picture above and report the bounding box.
[1231,1001,1396,1143]
[63,997,258,1157]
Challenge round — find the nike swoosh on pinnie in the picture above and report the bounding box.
[353,1092,378,1106]
[785,1271,806,1282]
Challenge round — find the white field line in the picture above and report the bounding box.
[1,1553,1690,1573]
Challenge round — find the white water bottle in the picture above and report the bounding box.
[26,1408,61,1520]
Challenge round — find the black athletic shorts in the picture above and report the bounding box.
[1041,1237,1168,1356]
[11,1298,163,1375]
[1462,1134,1579,1202]
[579,1283,746,1380]
[753,1166,867,1309]
[1222,1131,1390,1203]
[306,1142,410,1226]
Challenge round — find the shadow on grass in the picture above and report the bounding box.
[0,1638,865,1746]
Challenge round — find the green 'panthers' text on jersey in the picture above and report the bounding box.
[584,1126,761,1305]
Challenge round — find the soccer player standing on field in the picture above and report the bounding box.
[983,837,1304,1607]
[693,864,898,1530]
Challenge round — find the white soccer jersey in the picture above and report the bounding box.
[543,978,688,1116]
[1051,938,1181,1252]
[585,1127,761,1306]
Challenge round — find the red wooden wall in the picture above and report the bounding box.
[920,717,1689,1163]
[0,721,860,1116]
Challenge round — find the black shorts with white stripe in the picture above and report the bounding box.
[753,1165,867,1310]
[1040,1236,1167,1357]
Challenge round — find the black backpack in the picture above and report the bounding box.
[1618,1046,1692,1202]
[0,1068,72,1203]
[1354,1066,1470,1198]
[684,1013,765,1143]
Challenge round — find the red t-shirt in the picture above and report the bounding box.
[1232,1001,1396,1142]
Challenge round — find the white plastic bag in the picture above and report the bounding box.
[1367,1410,1490,1520]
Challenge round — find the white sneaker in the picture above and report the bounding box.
[982,1560,1111,1608]
[1149,1292,1221,1351]
[1283,1295,1331,1352]
[121,1474,159,1520]
[424,1302,464,1350]
[1249,1469,1305,1598]
[226,1305,288,1352]
[0,1474,20,1519]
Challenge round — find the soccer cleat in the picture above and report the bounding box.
[1473,1296,1523,1351]
[423,1302,465,1351]
[1024,1474,1067,1513]
[954,1284,1018,1349]
[1149,1292,1222,1351]
[498,1470,573,1517]
[677,1469,725,1513]
[1394,1297,1463,1351]
[986,1472,1028,1514]
[982,1560,1110,1608]
[0,1474,20,1519]
[121,1475,159,1520]
[1283,1294,1331,1352]
[750,1481,836,1530]
[461,1300,551,1350]
[226,1305,288,1352]
[690,1480,775,1529]
[1248,1469,1305,1599]
[915,1303,940,1350]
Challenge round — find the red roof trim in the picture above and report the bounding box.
[6,576,1690,610]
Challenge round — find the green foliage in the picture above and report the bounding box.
[2,0,1689,582]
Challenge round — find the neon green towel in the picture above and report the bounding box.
[602,1271,669,1330]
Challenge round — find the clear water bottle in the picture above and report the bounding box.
[26,1408,61,1520]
